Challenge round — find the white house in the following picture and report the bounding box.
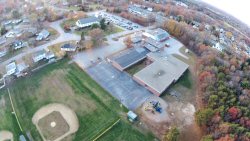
[212,42,224,52]
[15,62,29,77]
[76,17,100,28]
[32,50,46,62]
[36,29,50,41]
[5,62,17,75]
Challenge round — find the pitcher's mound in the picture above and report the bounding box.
[32,103,79,141]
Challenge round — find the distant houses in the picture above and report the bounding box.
[76,16,100,28]
[5,61,29,77]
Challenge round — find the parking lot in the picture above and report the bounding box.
[97,12,142,31]
[86,61,153,110]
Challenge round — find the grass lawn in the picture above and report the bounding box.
[126,60,148,75]
[0,59,155,141]
[174,70,193,89]
[0,93,23,141]
[104,26,124,36]
[60,19,77,30]
[162,46,197,103]
[67,6,80,11]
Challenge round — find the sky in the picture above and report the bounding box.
[202,0,250,26]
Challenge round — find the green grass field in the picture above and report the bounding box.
[0,59,154,141]
[0,93,23,141]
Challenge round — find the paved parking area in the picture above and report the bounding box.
[164,37,188,59]
[86,61,153,110]
[97,12,142,31]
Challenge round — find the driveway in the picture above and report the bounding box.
[86,61,153,110]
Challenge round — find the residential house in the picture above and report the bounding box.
[5,29,23,38]
[5,62,17,75]
[60,43,77,52]
[36,29,50,41]
[212,42,224,52]
[11,40,26,50]
[32,50,46,62]
[76,17,100,28]
[12,19,23,25]
[46,51,55,60]
[15,62,29,77]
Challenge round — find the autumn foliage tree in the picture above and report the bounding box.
[88,28,104,47]
[124,36,133,48]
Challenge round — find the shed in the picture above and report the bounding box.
[19,135,27,141]
[127,111,137,122]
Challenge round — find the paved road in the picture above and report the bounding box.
[0,19,80,67]
[87,61,153,110]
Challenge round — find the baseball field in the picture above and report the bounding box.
[0,59,154,141]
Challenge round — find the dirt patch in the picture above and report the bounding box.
[32,103,79,141]
[38,111,70,141]
[0,130,13,141]
[139,96,197,140]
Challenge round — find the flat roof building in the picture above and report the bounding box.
[143,28,170,42]
[143,37,165,52]
[111,47,149,71]
[133,53,189,96]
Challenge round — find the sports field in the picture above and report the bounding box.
[0,59,154,141]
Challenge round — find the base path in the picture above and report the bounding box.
[0,130,13,141]
[32,103,79,141]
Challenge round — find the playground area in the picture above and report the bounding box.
[32,103,79,141]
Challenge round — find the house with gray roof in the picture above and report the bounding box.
[76,16,100,28]
[32,50,47,62]
[36,29,50,41]
[5,62,17,76]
